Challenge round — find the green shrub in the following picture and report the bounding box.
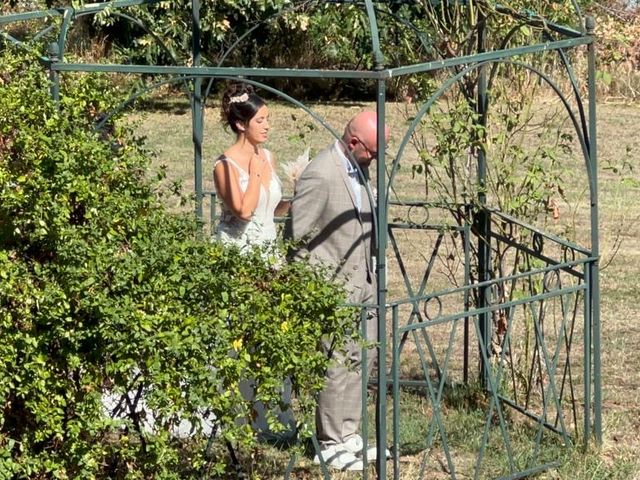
[0,46,351,478]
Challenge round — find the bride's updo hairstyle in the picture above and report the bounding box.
[220,83,266,134]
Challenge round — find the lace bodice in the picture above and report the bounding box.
[214,151,282,248]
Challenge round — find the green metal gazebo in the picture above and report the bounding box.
[1,1,601,478]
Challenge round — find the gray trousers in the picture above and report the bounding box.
[316,278,378,447]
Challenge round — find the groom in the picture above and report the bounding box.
[286,111,389,471]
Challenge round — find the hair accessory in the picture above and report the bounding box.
[229,93,249,104]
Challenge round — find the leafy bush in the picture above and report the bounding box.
[0,46,351,478]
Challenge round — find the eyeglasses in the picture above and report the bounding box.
[353,136,378,158]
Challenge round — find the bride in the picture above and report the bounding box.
[103,85,294,440]
[214,83,289,247]
[213,82,293,437]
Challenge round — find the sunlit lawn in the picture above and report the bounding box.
[130,97,640,479]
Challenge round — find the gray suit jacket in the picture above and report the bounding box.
[286,142,375,298]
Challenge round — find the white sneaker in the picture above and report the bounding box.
[342,435,391,462]
[313,444,364,471]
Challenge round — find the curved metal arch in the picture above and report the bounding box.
[200,75,380,255]
[56,8,192,105]
[494,1,584,35]
[96,73,361,171]
[200,1,435,117]
[486,24,586,96]
[95,75,195,131]
[56,9,181,66]
[388,59,593,210]
[570,0,584,31]
[57,6,73,60]
[211,77,345,143]
[215,0,387,69]
[372,4,436,57]
[215,0,312,67]
[88,11,178,65]
[544,31,590,156]
[488,23,537,85]
[485,62,592,195]
[215,0,333,69]
[0,33,53,66]
[76,10,192,97]
[1,3,183,69]
[33,23,57,42]
[97,79,332,159]
[485,27,591,164]
[0,13,59,63]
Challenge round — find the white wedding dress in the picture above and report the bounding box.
[214,150,294,438]
[215,150,282,248]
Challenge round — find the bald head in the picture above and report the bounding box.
[343,110,390,167]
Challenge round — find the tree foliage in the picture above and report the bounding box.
[3,1,639,99]
[0,45,352,478]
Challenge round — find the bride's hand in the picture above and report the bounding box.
[248,153,268,178]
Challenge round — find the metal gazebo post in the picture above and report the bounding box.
[361,1,389,477]
[47,41,60,107]
[475,13,492,389]
[586,14,602,445]
[191,0,204,221]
